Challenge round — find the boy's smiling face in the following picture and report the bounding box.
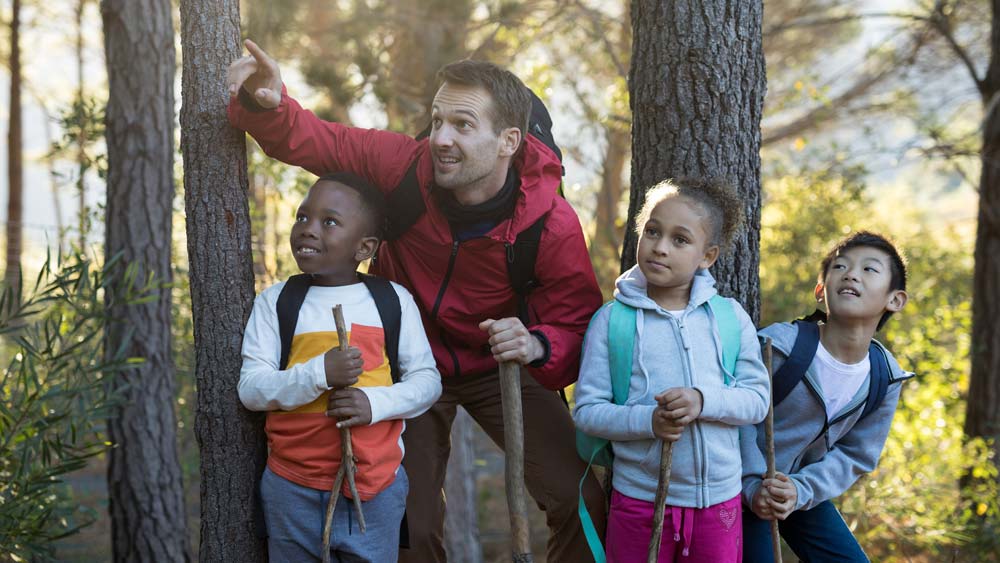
[817,245,907,323]
[290,180,379,287]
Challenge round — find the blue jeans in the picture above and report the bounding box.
[743,500,868,563]
[261,465,409,563]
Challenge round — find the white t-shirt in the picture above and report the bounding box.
[813,341,870,419]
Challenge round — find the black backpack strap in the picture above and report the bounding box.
[276,274,313,370]
[359,273,402,383]
[859,342,891,420]
[772,320,821,407]
[506,215,546,324]
[384,158,426,242]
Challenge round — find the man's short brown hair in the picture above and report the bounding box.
[437,60,531,139]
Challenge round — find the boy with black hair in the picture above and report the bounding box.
[239,173,441,562]
[741,231,912,562]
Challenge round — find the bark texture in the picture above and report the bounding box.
[625,0,766,318]
[101,0,189,561]
[179,0,265,561]
[6,0,22,291]
[444,409,484,563]
[966,0,1000,475]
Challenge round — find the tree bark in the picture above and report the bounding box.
[625,0,765,318]
[6,0,22,292]
[966,0,1000,481]
[179,1,265,561]
[101,0,189,561]
[444,408,484,563]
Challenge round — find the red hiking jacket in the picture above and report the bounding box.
[229,91,602,389]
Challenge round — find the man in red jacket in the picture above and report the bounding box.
[227,39,606,562]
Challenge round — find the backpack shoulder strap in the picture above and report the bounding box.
[607,301,636,405]
[859,341,891,420]
[384,157,426,242]
[359,274,402,384]
[707,295,741,382]
[507,215,546,324]
[773,320,821,407]
[276,274,313,370]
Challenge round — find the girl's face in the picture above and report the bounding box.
[817,245,907,324]
[637,195,720,307]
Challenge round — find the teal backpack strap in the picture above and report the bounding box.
[707,295,741,383]
[577,301,635,563]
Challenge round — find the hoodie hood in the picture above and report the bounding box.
[614,264,719,312]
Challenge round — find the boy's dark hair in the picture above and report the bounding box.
[437,60,531,140]
[315,172,386,240]
[634,177,744,250]
[819,230,907,330]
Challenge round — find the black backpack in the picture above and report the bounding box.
[381,89,563,324]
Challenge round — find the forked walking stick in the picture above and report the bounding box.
[499,360,533,562]
[320,305,366,563]
[762,336,783,563]
[647,440,674,562]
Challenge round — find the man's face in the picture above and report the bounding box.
[429,82,515,200]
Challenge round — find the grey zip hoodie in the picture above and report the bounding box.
[573,265,770,508]
[740,321,914,511]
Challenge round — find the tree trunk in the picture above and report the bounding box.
[6,0,22,292]
[77,0,89,251]
[179,1,264,561]
[624,0,765,317]
[592,126,629,291]
[966,0,1000,483]
[101,0,189,561]
[444,408,484,563]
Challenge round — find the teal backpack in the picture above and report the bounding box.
[575,295,743,563]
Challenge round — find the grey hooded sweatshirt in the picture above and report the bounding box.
[740,321,913,511]
[573,265,770,508]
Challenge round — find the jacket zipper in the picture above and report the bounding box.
[431,241,461,376]
[794,376,867,470]
[675,316,709,506]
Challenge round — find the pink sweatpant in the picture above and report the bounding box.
[606,489,742,563]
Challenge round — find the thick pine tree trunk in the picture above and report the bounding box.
[624,0,765,316]
[179,1,264,561]
[6,0,22,292]
[101,0,189,561]
[966,0,1000,481]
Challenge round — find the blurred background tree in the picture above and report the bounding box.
[0,0,996,561]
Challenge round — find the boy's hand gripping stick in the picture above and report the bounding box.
[320,305,366,563]
[647,440,674,562]
[499,361,533,562]
[762,336,783,563]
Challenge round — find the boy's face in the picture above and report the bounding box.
[636,196,720,304]
[817,246,907,323]
[290,181,378,287]
[429,82,520,199]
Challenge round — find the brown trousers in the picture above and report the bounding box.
[399,368,607,562]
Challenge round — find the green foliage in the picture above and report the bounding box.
[760,165,998,561]
[0,253,152,562]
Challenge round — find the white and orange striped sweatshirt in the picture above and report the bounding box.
[238,279,441,499]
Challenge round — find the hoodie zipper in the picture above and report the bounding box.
[673,314,710,507]
[432,241,462,377]
[797,375,868,463]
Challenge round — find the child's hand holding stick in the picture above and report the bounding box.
[321,305,366,563]
[648,388,701,562]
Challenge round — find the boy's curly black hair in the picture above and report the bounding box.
[635,177,744,250]
[315,172,387,241]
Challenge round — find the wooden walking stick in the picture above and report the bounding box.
[498,360,533,562]
[320,305,366,563]
[762,336,783,563]
[647,440,674,563]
